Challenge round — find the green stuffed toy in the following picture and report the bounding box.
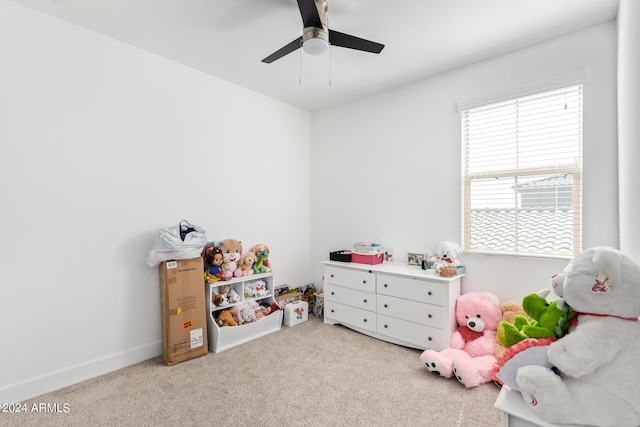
[497,289,576,349]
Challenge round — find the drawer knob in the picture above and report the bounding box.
[427,291,433,296]
[384,283,388,288]
[384,304,388,308]
[331,274,334,278]
[363,318,368,322]
[384,324,388,329]
[362,280,367,284]
[363,299,367,303]
[428,314,433,318]
[428,336,433,341]
[331,309,335,313]
[331,291,335,295]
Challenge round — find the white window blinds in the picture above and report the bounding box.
[461,85,583,256]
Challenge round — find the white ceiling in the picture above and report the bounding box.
[14,0,619,111]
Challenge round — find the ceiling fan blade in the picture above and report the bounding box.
[297,0,323,28]
[329,30,385,54]
[261,36,303,63]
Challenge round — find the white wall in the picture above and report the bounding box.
[618,0,640,260]
[310,21,619,303]
[0,2,311,403]
[0,1,623,404]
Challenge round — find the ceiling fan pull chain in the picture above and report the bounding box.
[328,14,332,87]
[329,45,332,87]
[299,40,303,85]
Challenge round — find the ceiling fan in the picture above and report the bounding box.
[261,0,385,64]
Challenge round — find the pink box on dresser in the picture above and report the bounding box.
[351,252,383,265]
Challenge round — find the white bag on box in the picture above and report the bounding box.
[146,222,207,267]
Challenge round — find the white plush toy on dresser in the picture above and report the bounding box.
[510,247,640,427]
[431,241,461,274]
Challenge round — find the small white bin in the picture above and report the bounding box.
[283,301,308,327]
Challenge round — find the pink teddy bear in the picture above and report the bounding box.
[420,291,502,388]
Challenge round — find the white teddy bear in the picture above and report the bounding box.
[514,247,640,427]
[431,241,461,274]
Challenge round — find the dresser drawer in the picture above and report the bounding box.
[324,284,376,312]
[377,294,444,328]
[324,266,376,293]
[377,314,446,350]
[325,300,376,333]
[376,274,445,306]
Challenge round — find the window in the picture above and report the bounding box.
[461,85,583,256]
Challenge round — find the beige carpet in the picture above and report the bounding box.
[3,315,502,426]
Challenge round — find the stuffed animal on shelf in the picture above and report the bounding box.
[252,243,271,273]
[212,291,228,307]
[238,251,257,277]
[420,291,502,388]
[256,304,272,319]
[244,280,267,298]
[215,309,239,327]
[503,247,640,427]
[234,300,260,325]
[203,246,224,283]
[218,284,231,300]
[220,239,243,280]
[494,301,530,359]
[227,287,241,304]
[254,280,268,297]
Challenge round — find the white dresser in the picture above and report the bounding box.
[322,261,462,350]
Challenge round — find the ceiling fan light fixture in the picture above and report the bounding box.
[303,37,329,55]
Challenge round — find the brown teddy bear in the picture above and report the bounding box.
[216,309,238,327]
[238,252,257,276]
[494,301,530,359]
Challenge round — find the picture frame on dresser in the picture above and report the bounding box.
[406,252,425,266]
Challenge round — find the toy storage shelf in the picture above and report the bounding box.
[205,273,282,353]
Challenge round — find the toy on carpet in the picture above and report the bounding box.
[238,251,257,276]
[252,244,271,274]
[497,287,576,349]
[220,239,243,280]
[420,291,502,388]
[494,301,530,359]
[215,309,239,327]
[304,284,317,311]
[203,246,224,283]
[495,247,640,427]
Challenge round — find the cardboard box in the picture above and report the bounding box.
[159,258,208,366]
[275,291,303,308]
[284,301,308,326]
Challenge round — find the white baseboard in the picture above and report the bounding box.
[0,341,162,404]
